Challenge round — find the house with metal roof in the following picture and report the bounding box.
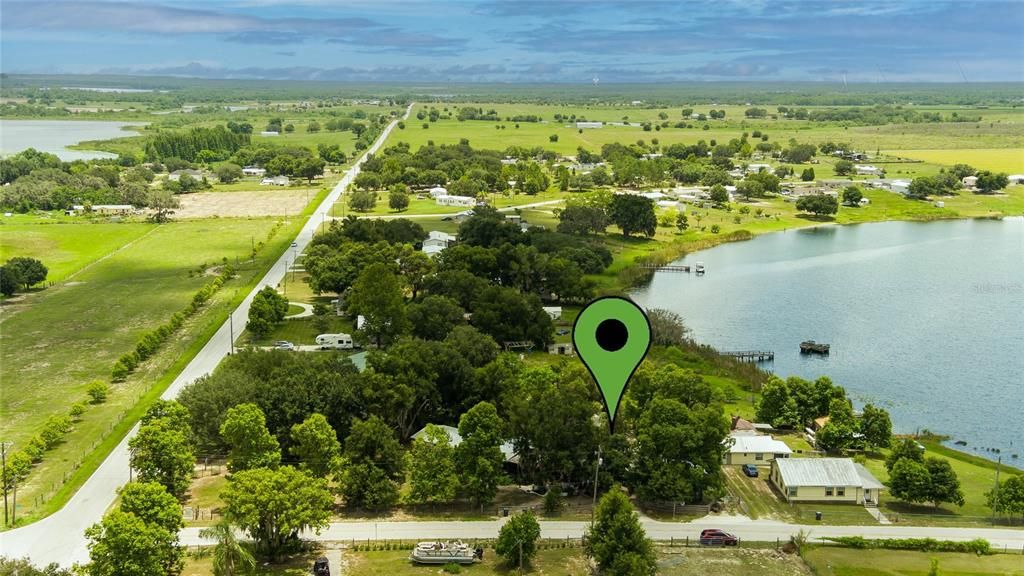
[724,434,793,465]
[770,458,885,506]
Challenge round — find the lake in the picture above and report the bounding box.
[632,218,1024,466]
[0,119,144,161]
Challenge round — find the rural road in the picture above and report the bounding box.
[0,103,414,568]
[177,516,1024,551]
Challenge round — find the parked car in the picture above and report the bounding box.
[741,464,759,477]
[313,557,330,575]
[274,341,295,351]
[556,328,571,336]
[291,241,299,248]
[699,529,739,546]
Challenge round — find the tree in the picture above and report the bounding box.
[215,163,243,184]
[549,134,559,142]
[556,205,608,235]
[0,264,21,296]
[889,458,932,506]
[647,308,690,346]
[408,295,464,340]
[675,211,688,232]
[585,489,656,576]
[907,176,943,200]
[290,413,341,477]
[129,417,194,498]
[341,416,403,510]
[405,424,459,506]
[608,194,656,237]
[348,189,377,212]
[987,475,1024,520]
[220,403,281,472]
[974,171,1009,194]
[119,481,183,534]
[455,401,505,506]
[859,404,892,452]
[842,185,864,206]
[834,159,855,176]
[222,466,332,560]
[388,184,409,212]
[800,167,815,182]
[4,257,48,290]
[756,377,799,429]
[736,180,765,200]
[0,557,73,575]
[470,286,554,348]
[925,458,964,508]
[347,263,409,347]
[886,438,925,473]
[84,510,182,576]
[198,520,256,576]
[247,286,288,337]
[495,511,541,567]
[296,157,326,184]
[147,189,180,223]
[88,381,110,403]
[709,184,729,205]
[444,325,499,367]
[796,194,838,217]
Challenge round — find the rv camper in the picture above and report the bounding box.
[316,333,354,350]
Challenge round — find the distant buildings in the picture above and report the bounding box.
[723,434,793,465]
[575,121,603,129]
[261,176,290,186]
[435,195,476,207]
[854,165,883,176]
[242,166,266,176]
[168,169,204,181]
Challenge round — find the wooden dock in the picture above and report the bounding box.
[721,350,775,362]
[641,264,705,274]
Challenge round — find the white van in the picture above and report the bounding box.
[315,333,354,350]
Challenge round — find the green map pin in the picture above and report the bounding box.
[573,297,652,432]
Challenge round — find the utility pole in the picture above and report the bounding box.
[990,456,1002,524]
[592,445,601,526]
[2,441,10,526]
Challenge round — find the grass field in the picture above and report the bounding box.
[884,148,1024,172]
[802,547,1024,576]
[0,219,153,281]
[723,467,878,525]
[0,214,306,526]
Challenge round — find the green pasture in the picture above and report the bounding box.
[0,220,153,281]
[884,148,1024,172]
[802,547,1024,576]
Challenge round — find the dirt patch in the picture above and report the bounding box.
[173,190,309,218]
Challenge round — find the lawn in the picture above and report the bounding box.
[802,547,1024,576]
[0,215,302,526]
[182,550,317,576]
[0,219,153,282]
[883,148,1024,173]
[723,466,877,525]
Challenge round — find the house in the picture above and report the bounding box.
[640,191,668,201]
[242,166,266,176]
[575,121,603,129]
[260,131,279,136]
[730,415,758,436]
[770,458,885,505]
[422,231,456,256]
[962,176,978,188]
[723,434,793,465]
[429,186,449,198]
[1008,174,1024,185]
[436,194,476,207]
[422,245,445,257]
[411,424,519,465]
[855,165,883,176]
[542,306,562,320]
[887,180,911,195]
[168,169,203,182]
[260,176,289,186]
[746,163,772,174]
[501,157,518,165]
[548,343,574,356]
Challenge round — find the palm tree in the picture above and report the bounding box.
[199,520,256,576]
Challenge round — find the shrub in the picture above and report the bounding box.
[543,488,565,516]
[40,415,72,449]
[24,436,46,461]
[70,402,86,418]
[87,381,110,404]
[710,224,721,234]
[111,360,131,382]
[826,537,990,555]
[442,563,461,574]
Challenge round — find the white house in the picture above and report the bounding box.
[1008,174,1024,185]
[422,245,446,257]
[412,424,518,465]
[746,163,772,174]
[436,194,476,207]
[888,180,911,195]
[575,121,603,129]
[723,434,793,465]
[962,175,978,188]
[855,165,883,176]
[770,458,885,505]
[429,186,449,198]
[542,306,562,320]
[422,231,456,256]
[242,166,266,176]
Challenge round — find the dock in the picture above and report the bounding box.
[642,262,706,274]
[722,350,775,362]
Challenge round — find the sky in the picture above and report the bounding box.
[2,0,1023,83]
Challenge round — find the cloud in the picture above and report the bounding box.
[227,32,308,45]
[273,51,297,57]
[683,62,780,77]
[327,29,467,55]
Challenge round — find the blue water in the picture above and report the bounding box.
[632,218,1024,466]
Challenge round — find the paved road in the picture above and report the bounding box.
[0,104,414,568]
[178,516,1024,550]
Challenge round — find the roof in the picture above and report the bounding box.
[775,458,884,489]
[412,424,517,463]
[727,435,793,455]
[427,230,456,241]
[731,416,756,431]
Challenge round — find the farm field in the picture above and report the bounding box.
[0,215,298,525]
[884,148,1024,172]
[802,547,1024,576]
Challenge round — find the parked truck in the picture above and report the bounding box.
[315,333,354,350]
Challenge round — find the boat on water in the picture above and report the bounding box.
[410,541,483,565]
[800,340,830,354]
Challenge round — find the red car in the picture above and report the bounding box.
[699,529,739,546]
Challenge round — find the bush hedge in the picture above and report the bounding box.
[826,537,990,555]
